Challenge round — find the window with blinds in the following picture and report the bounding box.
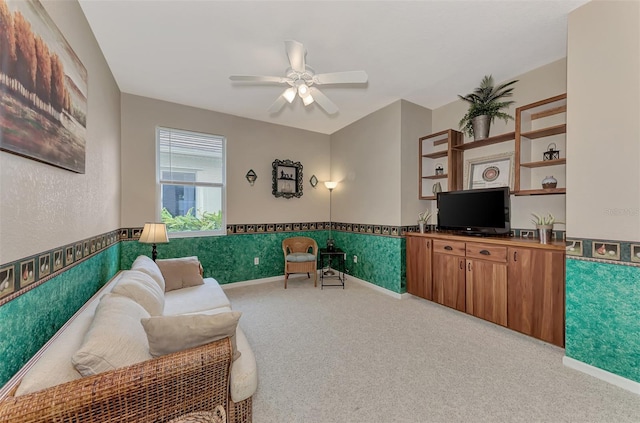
[156,127,226,236]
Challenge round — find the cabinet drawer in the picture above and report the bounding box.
[466,243,507,262]
[433,239,466,256]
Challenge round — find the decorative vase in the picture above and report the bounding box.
[418,221,426,234]
[542,175,557,189]
[537,225,553,244]
[471,115,490,141]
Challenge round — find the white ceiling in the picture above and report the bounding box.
[78,0,588,135]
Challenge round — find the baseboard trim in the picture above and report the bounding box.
[563,356,640,395]
[346,274,405,299]
[221,275,285,289]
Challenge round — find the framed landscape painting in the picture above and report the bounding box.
[0,0,87,173]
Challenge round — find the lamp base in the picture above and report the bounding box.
[151,244,158,261]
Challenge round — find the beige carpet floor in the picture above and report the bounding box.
[224,277,640,423]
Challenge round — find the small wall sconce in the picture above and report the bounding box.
[246,169,257,186]
[309,175,318,188]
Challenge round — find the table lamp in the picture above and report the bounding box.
[139,222,169,261]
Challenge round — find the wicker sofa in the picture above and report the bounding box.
[0,255,257,423]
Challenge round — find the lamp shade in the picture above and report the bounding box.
[139,223,169,244]
[324,181,338,190]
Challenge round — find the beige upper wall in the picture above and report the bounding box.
[330,101,403,225]
[400,100,432,226]
[430,59,568,230]
[0,0,121,264]
[120,94,331,227]
[567,0,640,241]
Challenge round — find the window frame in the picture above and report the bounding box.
[155,126,227,238]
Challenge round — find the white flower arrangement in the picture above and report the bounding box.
[531,212,562,227]
[418,209,432,222]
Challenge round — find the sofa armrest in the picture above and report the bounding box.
[0,338,233,423]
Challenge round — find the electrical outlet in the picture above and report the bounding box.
[353,255,358,263]
[254,257,259,265]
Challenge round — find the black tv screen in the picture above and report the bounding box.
[436,187,511,235]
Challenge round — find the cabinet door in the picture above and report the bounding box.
[507,247,565,346]
[466,259,507,326]
[406,237,432,300]
[432,253,465,311]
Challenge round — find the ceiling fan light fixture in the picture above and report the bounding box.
[302,94,314,106]
[297,83,309,97]
[283,87,296,103]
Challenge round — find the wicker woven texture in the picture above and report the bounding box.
[0,338,232,423]
[228,397,252,423]
[167,405,226,423]
[282,237,318,289]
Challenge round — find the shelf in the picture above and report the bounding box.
[422,150,448,159]
[532,105,566,120]
[419,195,436,200]
[520,158,566,168]
[453,132,515,151]
[520,124,566,139]
[433,138,448,146]
[515,188,566,196]
[422,174,448,180]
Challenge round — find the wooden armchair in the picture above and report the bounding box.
[282,237,318,289]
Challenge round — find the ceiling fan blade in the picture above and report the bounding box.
[285,40,306,73]
[313,71,368,85]
[230,75,289,83]
[268,92,288,113]
[309,87,338,115]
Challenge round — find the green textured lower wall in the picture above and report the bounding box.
[0,244,120,386]
[121,232,329,284]
[332,232,405,294]
[565,258,640,382]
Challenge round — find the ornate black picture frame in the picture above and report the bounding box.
[272,159,303,198]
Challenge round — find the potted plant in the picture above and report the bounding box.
[418,209,432,233]
[458,75,518,141]
[531,212,561,243]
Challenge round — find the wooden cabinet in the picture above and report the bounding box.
[432,250,466,311]
[466,255,507,326]
[405,233,565,346]
[507,247,565,346]
[419,129,463,199]
[406,236,432,300]
[515,94,567,196]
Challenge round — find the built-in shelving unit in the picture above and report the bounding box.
[417,93,567,198]
[419,129,463,200]
[515,93,567,195]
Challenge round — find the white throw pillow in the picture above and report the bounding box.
[111,270,165,316]
[131,255,166,291]
[72,294,153,376]
[141,311,241,360]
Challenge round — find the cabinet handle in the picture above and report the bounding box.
[513,251,518,262]
[459,261,463,270]
[479,249,490,255]
[444,246,453,251]
[467,262,471,271]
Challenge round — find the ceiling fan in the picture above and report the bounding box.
[229,40,368,115]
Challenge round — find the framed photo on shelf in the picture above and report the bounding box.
[464,152,514,190]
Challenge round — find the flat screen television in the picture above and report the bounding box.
[436,187,511,236]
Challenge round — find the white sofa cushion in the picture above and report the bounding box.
[71,294,153,376]
[163,278,230,315]
[111,270,165,316]
[230,327,258,403]
[131,255,165,291]
[141,310,242,359]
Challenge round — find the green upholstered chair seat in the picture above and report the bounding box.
[286,252,316,262]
